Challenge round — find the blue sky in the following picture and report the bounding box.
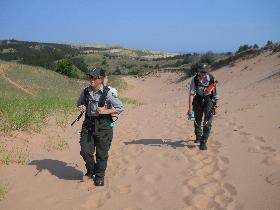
[0,0,279,52]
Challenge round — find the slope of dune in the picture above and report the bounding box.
[0,50,279,210]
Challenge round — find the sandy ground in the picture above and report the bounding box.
[0,50,280,210]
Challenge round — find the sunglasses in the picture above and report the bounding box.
[89,76,101,80]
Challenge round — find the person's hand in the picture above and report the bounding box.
[187,109,193,115]
[79,105,86,112]
[96,107,106,114]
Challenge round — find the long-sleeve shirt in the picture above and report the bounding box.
[77,85,124,117]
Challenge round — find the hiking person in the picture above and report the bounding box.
[102,74,118,97]
[77,67,124,186]
[187,65,219,150]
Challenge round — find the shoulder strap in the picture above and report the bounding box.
[98,86,110,107]
[83,87,90,108]
[208,73,214,84]
[194,74,199,87]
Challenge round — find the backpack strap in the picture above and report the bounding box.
[194,73,215,88]
[208,73,214,84]
[83,87,90,108]
[194,73,215,98]
[98,86,110,107]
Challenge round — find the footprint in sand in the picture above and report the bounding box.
[225,132,234,138]
[215,193,234,209]
[120,156,131,165]
[77,177,95,191]
[227,201,244,210]
[262,153,280,166]
[189,161,205,170]
[223,182,237,196]
[219,155,230,165]
[228,122,237,127]
[124,164,142,175]
[195,163,219,176]
[154,161,169,169]
[265,171,280,187]
[213,170,226,180]
[202,182,225,197]
[237,131,250,137]
[183,194,218,209]
[116,184,132,194]
[248,146,276,154]
[142,190,161,201]
[83,191,111,209]
[185,177,208,188]
[253,136,266,143]
[139,175,162,184]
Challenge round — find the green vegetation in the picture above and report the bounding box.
[1,39,279,78]
[108,75,128,90]
[0,61,83,132]
[0,39,80,70]
[0,96,76,132]
[0,61,132,133]
[0,181,8,200]
[236,44,252,53]
[56,58,80,78]
[121,97,144,107]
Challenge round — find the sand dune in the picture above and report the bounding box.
[0,50,279,210]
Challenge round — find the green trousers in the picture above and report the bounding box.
[80,126,113,178]
[193,95,214,142]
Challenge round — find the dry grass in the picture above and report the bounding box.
[0,140,30,165]
[43,138,69,152]
[0,181,8,200]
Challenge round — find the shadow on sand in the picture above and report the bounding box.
[124,139,198,149]
[29,159,83,180]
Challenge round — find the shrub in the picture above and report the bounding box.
[56,58,78,78]
[236,44,251,53]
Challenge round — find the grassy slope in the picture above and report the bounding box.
[0,61,128,132]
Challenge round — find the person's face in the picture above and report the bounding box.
[199,72,207,79]
[89,76,103,88]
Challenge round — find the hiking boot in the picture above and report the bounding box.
[199,141,207,150]
[94,177,104,186]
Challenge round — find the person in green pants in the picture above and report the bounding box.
[77,68,124,186]
[187,65,219,150]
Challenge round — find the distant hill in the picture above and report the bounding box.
[1,39,278,78]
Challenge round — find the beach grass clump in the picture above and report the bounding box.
[121,97,144,107]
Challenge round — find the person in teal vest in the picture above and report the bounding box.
[77,68,124,186]
[187,65,219,150]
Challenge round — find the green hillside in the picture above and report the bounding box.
[0,61,127,133]
[0,39,231,76]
